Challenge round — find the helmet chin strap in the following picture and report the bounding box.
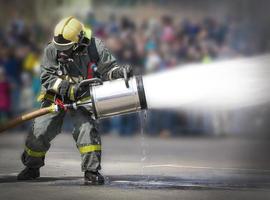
[73,30,90,51]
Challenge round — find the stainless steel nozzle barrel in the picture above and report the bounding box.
[90,76,147,119]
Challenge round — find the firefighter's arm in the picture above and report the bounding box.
[40,44,74,99]
[95,38,132,81]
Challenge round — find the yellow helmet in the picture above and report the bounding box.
[53,16,92,51]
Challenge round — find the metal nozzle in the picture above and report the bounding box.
[90,76,147,119]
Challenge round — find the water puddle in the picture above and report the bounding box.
[1,174,269,190]
[107,175,270,190]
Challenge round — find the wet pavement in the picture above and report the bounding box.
[0,132,270,199]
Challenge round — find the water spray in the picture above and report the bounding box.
[144,54,270,111]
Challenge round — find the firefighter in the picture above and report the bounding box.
[17,16,132,185]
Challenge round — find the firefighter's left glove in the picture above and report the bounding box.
[58,80,70,97]
[68,83,89,101]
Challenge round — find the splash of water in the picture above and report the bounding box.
[139,110,148,176]
[143,55,270,111]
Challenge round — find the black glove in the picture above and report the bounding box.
[58,80,89,101]
[65,83,89,101]
[111,65,133,79]
[73,83,90,100]
[58,80,70,97]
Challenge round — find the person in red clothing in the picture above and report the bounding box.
[0,66,11,123]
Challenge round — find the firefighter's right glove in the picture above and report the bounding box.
[111,65,133,80]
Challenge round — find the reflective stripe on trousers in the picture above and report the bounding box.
[79,144,101,154]
[25,146,46,157]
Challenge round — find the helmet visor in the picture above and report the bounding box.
[53,37,75,51]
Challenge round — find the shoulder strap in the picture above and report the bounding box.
[88,37,100,63]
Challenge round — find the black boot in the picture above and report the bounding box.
[17,167,40,180]
[84,171,105,185]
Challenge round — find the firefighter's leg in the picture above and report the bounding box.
[70,109,101,172]
[21,100,65,169]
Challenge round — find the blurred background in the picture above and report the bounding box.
[1,2,270,198]
[1,0,270,138]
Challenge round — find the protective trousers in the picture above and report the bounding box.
[21,101,101,172]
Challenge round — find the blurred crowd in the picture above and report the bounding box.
[0,13,256,136]
[0,17,47,125]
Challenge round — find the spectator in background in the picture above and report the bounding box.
[19,72,34,113]
[3,47,22,116]
[0,67,11,123]
[3,48,21,85]
[22,47,41,108]
[160,15,175,43]
[145,49,162,73]
[18,72,34,130]
[106,14,120,35]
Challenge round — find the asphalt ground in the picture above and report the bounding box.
[0,131,270,200]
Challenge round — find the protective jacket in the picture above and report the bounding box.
[21,37,123,172]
